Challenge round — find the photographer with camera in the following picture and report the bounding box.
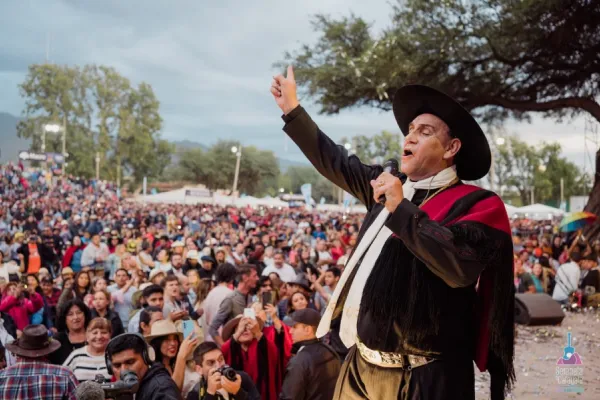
[105,332,182,400]
[187,342,259,400]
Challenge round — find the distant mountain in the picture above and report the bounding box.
[0,114,308,172]
[0,112,30,163]
[171,140,208,152]
[278,157,308,172]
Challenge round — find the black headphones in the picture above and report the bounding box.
[105,332,156,375]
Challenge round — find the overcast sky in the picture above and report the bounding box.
[0,0,596,173]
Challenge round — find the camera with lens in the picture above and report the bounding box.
[94,370,139,400]
[216,365,237,381]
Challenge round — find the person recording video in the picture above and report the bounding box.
[105,332,182,400]
[186,342,259,400]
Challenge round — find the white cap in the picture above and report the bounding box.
[149,268,166,281]
[186,250,200,260]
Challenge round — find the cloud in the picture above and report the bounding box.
[0,0,595,170]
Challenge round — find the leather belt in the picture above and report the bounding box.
[356,339,436,369]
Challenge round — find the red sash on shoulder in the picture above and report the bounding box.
[417,183,512,372]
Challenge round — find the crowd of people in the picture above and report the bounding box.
[0,162,598,399]
[510,218,600,305]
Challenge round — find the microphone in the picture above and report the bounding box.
[383,159,399,175]
[75,381,105,400]
[378,159,405,204]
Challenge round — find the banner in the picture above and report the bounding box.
[18,151,65,164]
[184,188,211,197]
[142,176,147,196]
[343,191,357,209]
[300,183,312,210]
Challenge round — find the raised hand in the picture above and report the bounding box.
[177,332,200,362]
[271,65,299,115]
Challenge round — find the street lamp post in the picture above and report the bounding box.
[95,152,100,180]
[44,121,68,176]
[490,136,505,193]
[531,164,547,204]
[342,142,355,204]
[231,145,242,197]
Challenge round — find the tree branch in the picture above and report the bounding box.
[474,95,600,123]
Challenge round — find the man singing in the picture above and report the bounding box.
[271,68,514,400]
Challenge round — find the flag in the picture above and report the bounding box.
[301,183,312,210]
[343,191,357,208]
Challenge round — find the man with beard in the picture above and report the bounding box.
[271,68,514,400]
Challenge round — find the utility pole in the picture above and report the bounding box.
[95,152,100,180]
[116,157,121,188]
[560,178,565,208]
[231,145,242,197]
[41,128,47,171]
[62,115,67,176]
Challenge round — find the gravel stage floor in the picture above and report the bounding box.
[475,310,600,399]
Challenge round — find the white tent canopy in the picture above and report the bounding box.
[504,203,519,218]
[315,203,367,213]
[136,188,289,208]
[514,203,564,220]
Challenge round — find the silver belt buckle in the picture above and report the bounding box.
[357,340,434,369]
[359,342,382,364]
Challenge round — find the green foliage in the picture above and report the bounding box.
[341,130,402,164]
[176,141,280,197]
[276,165,337,203]
[284,166,321,193]
[278,0,600,123]
[492,136,589,205]
[17,63,172,184]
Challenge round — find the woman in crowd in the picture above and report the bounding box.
[154,249,172,273]
[90,288,124,338]
[329,238,345,263]
[63,317,112,382]
[84,276,108,308]
[145,319,199,391]
[283,291,309,326]
[531,262,549,293]
[39,276,61,327]
[221,304,292,400]
[25,274,53,328]
[0,281,43,331]
[295,247,314,274]
[62,236,85,273]
[49,298,91,364]
[106,243,126,281]
[214,247,227,264]
[57,270,91,311]
[0,311,16,368]
[186,269,201,305]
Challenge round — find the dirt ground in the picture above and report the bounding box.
[475,310,600,399]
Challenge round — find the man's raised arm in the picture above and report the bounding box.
[271,66,383,210]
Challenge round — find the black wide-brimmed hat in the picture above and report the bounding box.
[6,324,61,358]
[393,84,491,181]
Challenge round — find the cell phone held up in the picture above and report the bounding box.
[243,307,256,320]
[262,291,273,307]
[182,320,195,339]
